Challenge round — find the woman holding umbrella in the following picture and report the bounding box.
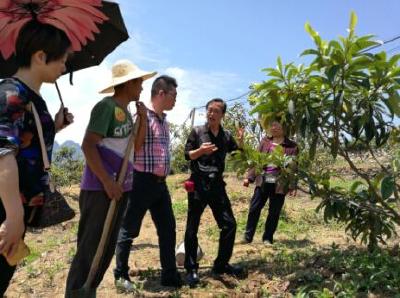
[0,1,110,294]
[0,19,73,295]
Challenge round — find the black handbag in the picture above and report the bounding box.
[26,102,75,228]
[26,188,75,228]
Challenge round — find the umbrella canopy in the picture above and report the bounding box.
[66,1,128,74]
[0,0,129,79]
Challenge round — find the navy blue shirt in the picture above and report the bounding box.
[0,78,55,203]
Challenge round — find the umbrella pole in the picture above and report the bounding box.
[55,81,65,106]
[83,116,140,291]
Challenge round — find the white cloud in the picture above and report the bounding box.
[40,3,247,145]
[42,65,111,144]
[43,64,244,145]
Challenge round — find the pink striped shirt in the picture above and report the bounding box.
[134,108,170,177]
[247,136,298,181]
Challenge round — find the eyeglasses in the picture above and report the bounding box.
[207,107,223,115]
[164,90,177,99]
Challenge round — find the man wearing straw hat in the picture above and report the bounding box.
[65,60,156,296]
[113,75,182,291]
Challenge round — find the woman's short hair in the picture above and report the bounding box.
[16,20,71,68]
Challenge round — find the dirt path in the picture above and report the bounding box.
[5,175,369,297]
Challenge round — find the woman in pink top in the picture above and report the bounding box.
[242,119,298,245]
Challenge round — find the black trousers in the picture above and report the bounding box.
[184,179,236,270]
[65,190,129,295]
[244,183,285,243]
[0,202,17,297]
[114,171,177,280]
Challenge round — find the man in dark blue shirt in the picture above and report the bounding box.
[183,98,244,287]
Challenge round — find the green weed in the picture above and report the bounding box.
[172,199,187,218]
[138,267,158,280]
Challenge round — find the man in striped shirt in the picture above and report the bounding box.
[114,75,181,290]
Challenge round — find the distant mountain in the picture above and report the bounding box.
[53,141,60,153]
[62,140,81,151]
[52,140,83,160]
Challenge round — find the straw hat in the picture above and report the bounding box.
[99,60,157,94]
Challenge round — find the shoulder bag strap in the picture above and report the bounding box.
[30,102,50,171]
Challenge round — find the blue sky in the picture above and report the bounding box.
[45,0,400,143]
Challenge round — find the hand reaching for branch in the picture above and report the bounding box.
[236,127,245,147]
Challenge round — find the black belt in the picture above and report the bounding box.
[134,171,166,183]
[193,173,223,181]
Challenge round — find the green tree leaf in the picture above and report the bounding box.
[300,49,320,57]
[386,92,400,116]
[350,180,366,193]
[349,11,358,36]
[381,176,395,200]
[251,12,400,250]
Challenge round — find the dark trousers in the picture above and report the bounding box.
[114,171,177,280]
[65,190,129,295]
[0,202,17,297]
[184,180,236,270]
[244,183,285,243]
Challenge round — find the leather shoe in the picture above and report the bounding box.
[239,235,251,244]
[212,263,245,277]
[186,269,200,287]
[161,271,183,288]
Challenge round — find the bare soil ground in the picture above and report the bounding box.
[5,173,399,297]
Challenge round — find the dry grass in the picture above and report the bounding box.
[5,174,400,297]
